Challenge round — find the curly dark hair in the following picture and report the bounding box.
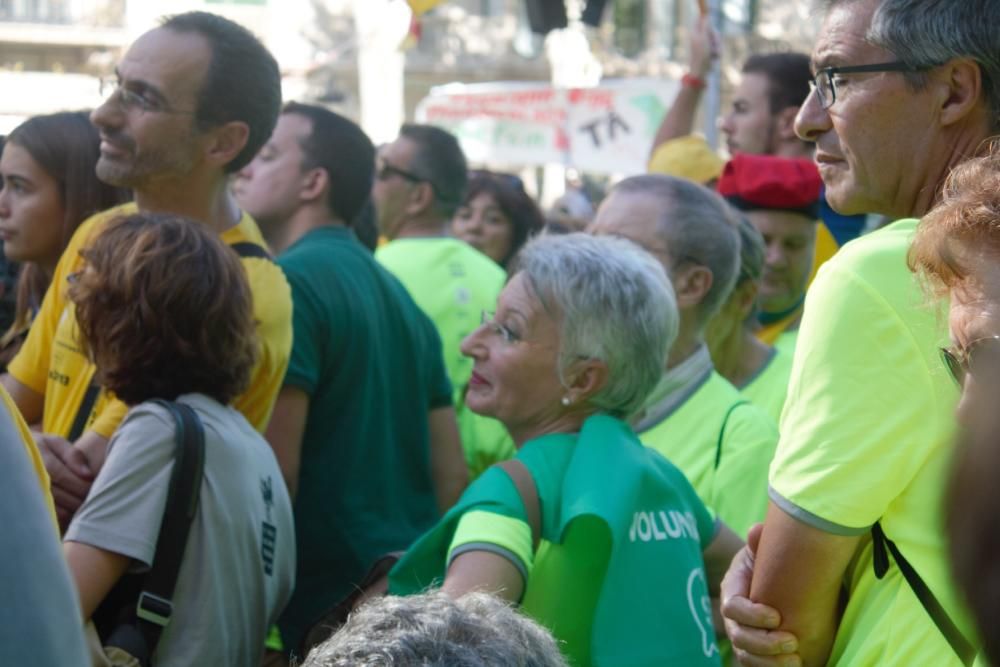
[68,213,257,406]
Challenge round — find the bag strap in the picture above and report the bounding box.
[67,379,102,442]
[230,241,274,261]
[496,459,541,553]
[871,521,976,665]
[715,400,749,469]
[134,400,206,654]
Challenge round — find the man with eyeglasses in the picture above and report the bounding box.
[589,174,778,541]
[0,12,293,541]
[372,124,507,476]
[720,0,998,665]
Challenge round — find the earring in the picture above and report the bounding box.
[561,396,571,406]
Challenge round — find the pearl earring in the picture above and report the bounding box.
[561,396,571,406]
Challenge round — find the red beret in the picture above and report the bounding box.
[717,153,823,218]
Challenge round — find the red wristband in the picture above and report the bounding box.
[682,73,706,89]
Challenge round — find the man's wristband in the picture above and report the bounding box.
[682,73,707,89]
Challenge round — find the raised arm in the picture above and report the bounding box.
[650,14,719,156]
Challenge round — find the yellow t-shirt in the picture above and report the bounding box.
[769,219,974,665]
[0,384,58,527]
[639,371,778,538]
[8,203,292,439]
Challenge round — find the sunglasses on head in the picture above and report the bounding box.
[940,335,1000,386]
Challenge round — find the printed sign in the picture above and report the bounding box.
[415,78,678,175]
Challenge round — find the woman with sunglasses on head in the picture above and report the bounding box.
[909,145,1000,666]
[0,112,129,369]
[389,233,742,666]
[451,170,544,269]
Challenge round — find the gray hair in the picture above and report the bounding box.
[613,174,741,326]
[515,232,678,419]
[825,0,1000,131]
[300,592,569,667]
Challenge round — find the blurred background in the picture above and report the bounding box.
[0,0,821,202]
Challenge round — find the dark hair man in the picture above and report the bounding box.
[1,11,293,531]
[372,124,508,476]
[235,104,467,656]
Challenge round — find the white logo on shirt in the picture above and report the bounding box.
[628,510,700,543]
[687,568,719,658]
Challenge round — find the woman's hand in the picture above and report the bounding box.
[721,524,802,667]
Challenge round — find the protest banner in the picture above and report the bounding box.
[415,78,678,175]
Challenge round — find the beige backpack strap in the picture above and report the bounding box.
[495,459,541,552]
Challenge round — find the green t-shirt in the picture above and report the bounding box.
[638,371,778,538]
[741,349,794,425]
[391,415,721,667]
[769,219,973,665]
[276,227,453,652]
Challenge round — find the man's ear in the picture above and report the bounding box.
[299,167,329,204]
[404,181,436,217]
[672,264,714,311]
[734,279,759,320]
[205,120,250,170]
[774,105,800,142]
[938,58,984,128]
[563,358,610,406]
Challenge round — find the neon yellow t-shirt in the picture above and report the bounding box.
[8,203,292,439]
[376,237,505,394]
[377,237,506,474]
[638,371,778,538]
[457,400,516,481]
[769,219,973,665]
[741,349,794,425]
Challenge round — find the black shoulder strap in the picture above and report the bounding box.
[496,459,541,553]
[871,522,976,665]
[67,379,102,442]
[230,241,273,261]
[715,400,750,469]
[134,400,206,654]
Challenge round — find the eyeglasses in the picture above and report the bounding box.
[99,76,196,115]
[940,335,1000,387]
[480,310,521,344]
[810,61,937,110]
[376,159,425,185]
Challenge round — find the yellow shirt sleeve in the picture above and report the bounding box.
[770,244,953,531]
[447,509,534,579]
[0,385,58,529]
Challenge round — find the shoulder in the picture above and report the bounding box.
[65,203,138,267]
[810,219,918,300]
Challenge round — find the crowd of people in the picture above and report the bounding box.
[4,0,1000,665]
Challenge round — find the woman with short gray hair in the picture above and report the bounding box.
[388,233,743,666]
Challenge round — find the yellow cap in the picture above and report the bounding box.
[647,135,724,185]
